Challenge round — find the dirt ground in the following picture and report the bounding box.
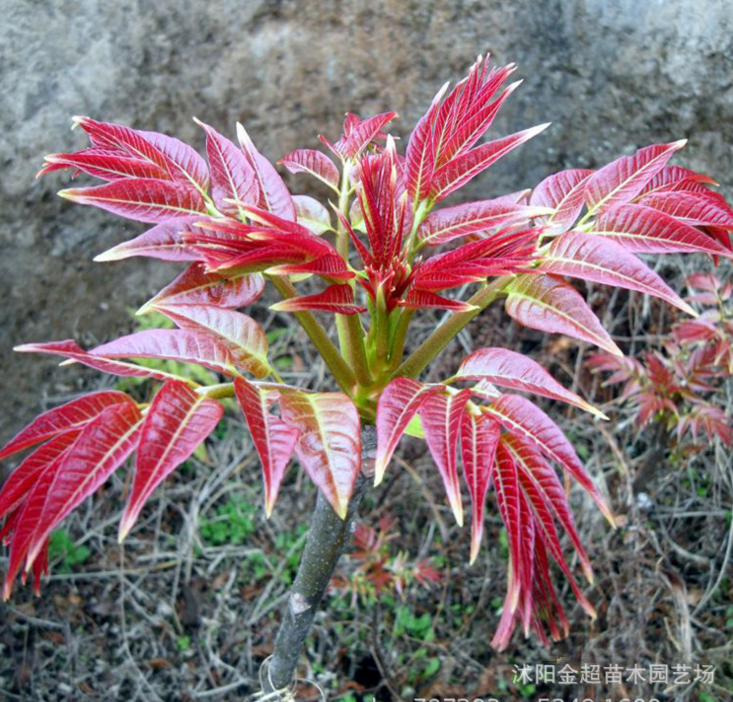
[1,260,732,702]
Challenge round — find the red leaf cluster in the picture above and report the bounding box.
[3,53,732,651]
[590,273,733,447]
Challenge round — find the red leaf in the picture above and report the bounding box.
[14,340,196,383]
[455,347,605,417]
[399,289,476,312]
[430,124,549,203]
[156,305,270,378]
[411,228,536,292]
[224,206,339,260]
[89,329,238,375]
[119,382,222,540]
[485,394,614,525]
[26,402,143,568]
[584,140,686,215]
[636,165,718,198]
[592,203,733,257]
[270,284,366,315]
[139,130,210,191]
[493,440,525,613]
[59,178,206,223]
[266,255,354,281]
[292,195,332,235]
[374,379,441,485]
[460,409,500,563]
[279,391,361,519]
[234,377,299,517]
[0,391,134,461]
[279,149,340,190]
[332,111,398,159]
[236,123,295,220]
[195,119,258,214]
[537,231,696,315]
[405,83,447,201]
[419,389,472,526]
[3,451,67,598]
[439,79,520,164]
[140,263,265,312]
[638,191,733,230]
[0,431,81,521]
[94,217,203,262]
[686,273,722,293]
[418,198,550,246]
[529,169,594,233]
[504,274,623,355]
[72,117,176,176]
[40,150,169,181]
[502,434,593,583]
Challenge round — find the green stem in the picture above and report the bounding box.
[339,313,372,387]
[388,308,414,370]
[406,199,431,259]
[333,160,372,387]
[270,276,357,394]
[393,276,511,379]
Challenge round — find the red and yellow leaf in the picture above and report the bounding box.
[529,169,594,233]
[139,263,265,312]
[374,379,442,485]
[26,402,143,567]
[460,408,500,563]
[583,141,686,216]
[119,382,222,540]
[157,305,270,378]
[59,178,206,223]
[195,119,258,214]
[419,198,550,246]
[94,217,203,262]
[0,391,134,462]
[236,122,295,220]
[418,389,472,526]
[455,346,605,417]
[280,149,340,191]
[279,391,361,519]
[430,124,549,202]
[270,284,366,315]
[592,203,733,257]
[14,340,194,383]
[89,329,238,375]
[234,377,299,517]
[537,231,696,315]
[485,394,615,526]
[504,273,622,355]
[0,431,81,521]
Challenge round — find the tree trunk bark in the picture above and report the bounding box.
[259,426,377,698]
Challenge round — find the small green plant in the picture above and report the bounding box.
[199,496,257,546]
[175,634,191,652]
[48,529,90,574]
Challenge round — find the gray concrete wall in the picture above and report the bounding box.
[1,0,732,440]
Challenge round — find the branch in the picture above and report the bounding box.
[270,276,357,394]
[259,427,377,696]
[393,275,511,379]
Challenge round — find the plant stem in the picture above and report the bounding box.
[260,427,377,696]
[393,276,511,379]
[332,165,372,388]
[270,276,357,394]
[337,313,372,387]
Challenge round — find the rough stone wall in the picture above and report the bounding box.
[1,0,732,440]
